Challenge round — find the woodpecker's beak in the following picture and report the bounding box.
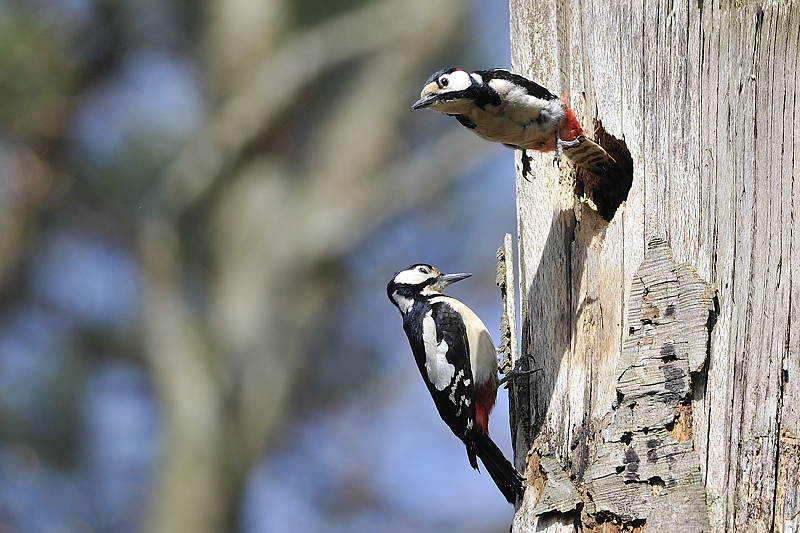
[412,82,440,109]
[412,94,438,109]
[436,272,471,290]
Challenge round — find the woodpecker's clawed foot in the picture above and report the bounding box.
[519,150,532,181]
[553,136,582,168]
[552,146,563,168]
[499,353,541,387]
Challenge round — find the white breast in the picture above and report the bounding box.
[466,81,566,147]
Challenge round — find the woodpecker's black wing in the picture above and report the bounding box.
[403,301,478,469]
[400,299,525,505]
[477,68,558,101]
[428,301,479,468]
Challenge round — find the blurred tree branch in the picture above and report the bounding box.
[0,5,78,295]
[139,218,228,533]
[159,0,463,218]
[0,147,66,288]
[204,0,287,91]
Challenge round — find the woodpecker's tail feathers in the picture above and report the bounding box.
[563,136,618,175]
[475,432,525,505]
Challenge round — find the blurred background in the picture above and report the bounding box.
[0,0,517,531]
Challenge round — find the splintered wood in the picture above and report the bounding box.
[531,455,583,516]
[584,238,717,531]
[496,233,518,376]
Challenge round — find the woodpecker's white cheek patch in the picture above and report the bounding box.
[392,292,414,314]
[393,269,433,286]
[422,311,455,391]
[445,69,473,91]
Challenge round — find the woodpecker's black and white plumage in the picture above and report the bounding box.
[387,263,524,505]
[413,67,616,174]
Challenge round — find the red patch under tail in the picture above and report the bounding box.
[559,96,584,143]
[524,96,585,153]
[474,381,497,435]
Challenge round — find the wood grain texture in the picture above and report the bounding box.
[509,0,799,531]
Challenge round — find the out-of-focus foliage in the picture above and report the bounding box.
[0,6,72,141]
[0,0,516,531]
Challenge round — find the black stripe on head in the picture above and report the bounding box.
[425,67,459,86]
[387,264,439,309]
[433,80,501,109]
[418,68,502,110]
[389,264,438,289]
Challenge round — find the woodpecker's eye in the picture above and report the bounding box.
[418,266,431,274]
[439,76,449,88]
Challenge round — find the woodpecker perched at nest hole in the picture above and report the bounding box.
[387,264,526,504]
[413,67,617,175]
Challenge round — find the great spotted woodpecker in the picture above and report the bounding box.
[387,263,524,505]
[413,67,616,174]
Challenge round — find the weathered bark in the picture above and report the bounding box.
[509,1,799,531]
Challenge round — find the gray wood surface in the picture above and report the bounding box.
[583,238,714,532]
[508,0,799,531]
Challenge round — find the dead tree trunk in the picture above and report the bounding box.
[507,1,800,531]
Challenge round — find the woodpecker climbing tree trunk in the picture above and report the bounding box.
[508,1,799,532]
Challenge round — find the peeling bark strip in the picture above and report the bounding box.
[532,455,583,516]
[584,238,716,531]
[498,233,532,476]
[497,233,518,376]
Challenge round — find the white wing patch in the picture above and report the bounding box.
[422,310,455,391]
